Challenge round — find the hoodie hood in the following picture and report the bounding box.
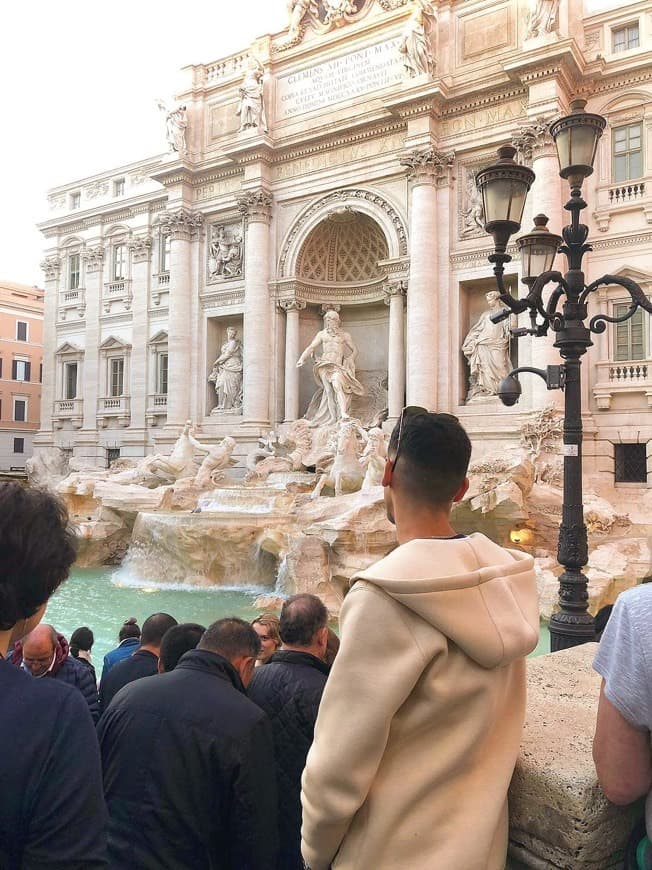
[354,533,539,668]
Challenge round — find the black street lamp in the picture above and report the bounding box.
[477,99,652,652]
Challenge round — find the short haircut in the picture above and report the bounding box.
[389,413,472,505]
[199,618,260,661]
[159,623,205,672]
[280,594,328,647]
[140,613,178,647]
[251,613,281,646]
[0,483,77,632]
[118,617,141,642]
[70,626,94,655]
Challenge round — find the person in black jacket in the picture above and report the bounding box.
[98,617,278,870]
[0,482,107,869]
[248,594,329,870]
[98,611,177,714]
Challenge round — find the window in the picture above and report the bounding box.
[64,362,78,399]
[615,443,647,483]
[39,362,42,383]
[110,358,124,396]
[70,191,81,210]
[0,358,3,378]
[16,321,27,342]
[612,23,639,52]
[107,448,121,467]
[614,303,646,361]
[68,253,81,290]
[158,353,168,395]
[13,438,24,454]
[159,234,171,273]
[613,124,642,182]
[112,244,127,281]
[12,359,31,382]
[113,178,125,197]
[13,399,26,422]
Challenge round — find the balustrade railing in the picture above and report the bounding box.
[608,182,645,204]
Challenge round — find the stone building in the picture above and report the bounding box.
[37,0,652,486]
[0,281,44,469]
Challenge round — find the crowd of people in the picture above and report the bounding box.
[0,408,650,869]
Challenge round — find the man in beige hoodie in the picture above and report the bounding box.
[301,409,539,870]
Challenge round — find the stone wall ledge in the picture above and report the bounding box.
[508,643,643,869]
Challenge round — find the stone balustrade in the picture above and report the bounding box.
[593,358,652,409]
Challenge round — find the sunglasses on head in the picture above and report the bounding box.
[390,406,459,472]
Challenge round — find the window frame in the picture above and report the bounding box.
[70,191,81,210]
[159,233,171,273]
[612,22,640,53]
[12,358,31,382]
[112,244,128,281]
[64,361,78,400]
[613,302,646,362]
[612,123,643,184]
[113,178,125,197]
[614,442,648,484]
[68,252,81,290]
[13,397,27,423]
[109,356,125,397]
[13,437,25,455]
[16,321,28,342]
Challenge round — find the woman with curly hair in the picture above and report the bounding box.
[0,482,106,868]
[251,612,281,665]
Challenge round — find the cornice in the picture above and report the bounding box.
[38,195,168,236]
[503,39,586,91]
[437,85,528,119]
[271,120,405,165]
[591,232,652,252]
[200,288,245,309]
[149,163,196,187]
[450,243,518,267]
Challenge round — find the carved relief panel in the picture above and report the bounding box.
[207,221,244,283]
[458,164,486,240]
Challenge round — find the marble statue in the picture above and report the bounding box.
[237,57,267,133]
[311,418,367,498]
[287,0,313,41]
[322,0,357,26]
[360,427,388,490]
[195,437,238,488]
[209,327,243,412]
[157,101,188,154]
[111,421,208,486]
[297,310,365,425]
[462,291,512,402]
[461,172,485,236]
[209,227,243,279]
[525,0,560,38]
[245,421,315,483]
[398,0,436,77]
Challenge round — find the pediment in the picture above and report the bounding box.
[55,341,83,355]
[148,329,168,345]
[99,335,131,351]
[606,266,652,286]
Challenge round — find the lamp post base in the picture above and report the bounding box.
[549,610,595,652]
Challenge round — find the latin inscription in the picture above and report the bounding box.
[274,131,405,181]
[194,176,241,203]
[276,39,403,120]
[440,100,527,139]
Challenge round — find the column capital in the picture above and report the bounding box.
[40,256,61,281]
[81,246,105,274]
[401,148,455,186]
[279,298,307,312]
[237,188,273,223]
[158,208,203,241]
[384,280,407,305]
[511,117,556,165]
[128,234,153,263]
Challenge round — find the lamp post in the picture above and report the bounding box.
[477,99,652,652]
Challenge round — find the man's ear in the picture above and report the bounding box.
[452,477,470,503]
[316,626,329,657]
[381,458,393,487]
[233,655,256,687]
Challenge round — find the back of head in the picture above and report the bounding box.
[389,412,472,507]
[280,594,328,648]
[159,623,205,672]
[70,626,94,656]
[140,613,178,647]
[0,483,77,632]
[199,618,260,662]
[118,617,141,642]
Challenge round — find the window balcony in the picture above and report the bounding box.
[96,395,131,427]
[102,279,132,313]
[593,178,652,232]
[52,398,83,429]
[146,393,168,427]
[59,288,86,321]
[593,359,652,409]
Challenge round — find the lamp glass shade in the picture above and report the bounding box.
[481,178,530,229]
[516,215,562,282]
[550,100,606,186]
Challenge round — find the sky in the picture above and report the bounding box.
[1,1,289,286]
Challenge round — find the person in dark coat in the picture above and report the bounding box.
[248,594,329,870]
[158,622,205,673]
[98,612,177,714]
[12,623,100,723]
[101,617,141,679]
[0,482,107,869]
[70,625,97,683]
[98,617,278,870]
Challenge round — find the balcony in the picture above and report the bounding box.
[593,178,652,232]
[96,395,131,427]
[146,393,168,427]
[593,359,652,409]
[59,288,86,321]
[102,279,132,313]
[151,273,170,308]
[52,398,83,429]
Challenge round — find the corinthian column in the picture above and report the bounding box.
[237,189,273,425]
[280,298,306,422]
[384,281,407,421]
[159,209,203,427]
[81,246,104,431]
[128,234,152,433]
[401,149,454,409]
[38,256,61,437]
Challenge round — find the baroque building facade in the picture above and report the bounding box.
[38,0,652,485]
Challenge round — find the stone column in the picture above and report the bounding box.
[237,189,273,425]
[280,298,306,422]
[401,149,454,409]
[127,234,152,434]
[80,246,104,432]
[384,281,407,421]
[514,121,564,410]
[37,256,61,438]
[159,209,203,428]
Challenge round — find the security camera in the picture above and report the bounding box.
[497,375,522,406]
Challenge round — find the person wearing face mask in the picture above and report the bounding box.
[10,623,100,724]
[0,482,107,869]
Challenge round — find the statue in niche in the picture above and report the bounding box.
[461,171,485,237]
[462,291,512,402]
[209,327,244,413]
[209,226,243,279]
[237,57,268,133]
[525,0,560,38]
[297,309,365,425]
[157,100,188,154]
[398,0,436,77]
